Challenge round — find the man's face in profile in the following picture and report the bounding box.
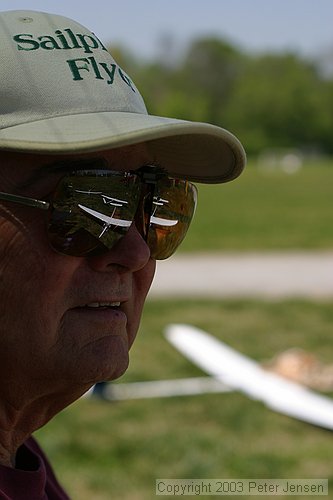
[0,147,156,405]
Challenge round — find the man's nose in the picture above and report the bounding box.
[87,222,152,273]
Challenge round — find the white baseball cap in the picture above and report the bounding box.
[0,10,246,183]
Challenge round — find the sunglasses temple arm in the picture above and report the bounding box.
[0,192,50,211]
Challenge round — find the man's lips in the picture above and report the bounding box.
[70,296,130,310]
[65,296,138,346]
[68,301,128,326]
[67,299,130,320]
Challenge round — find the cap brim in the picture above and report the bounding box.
[0,111,246,183]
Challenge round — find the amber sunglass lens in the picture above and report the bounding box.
[147,178,197,260]
[48,170,141,256]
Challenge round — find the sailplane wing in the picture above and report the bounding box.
[165,324,333,430]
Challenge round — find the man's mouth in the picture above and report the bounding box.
[84,302,121,309]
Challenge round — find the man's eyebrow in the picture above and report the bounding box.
[18,157,108,190]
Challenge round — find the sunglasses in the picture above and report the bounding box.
[0,166,197,260]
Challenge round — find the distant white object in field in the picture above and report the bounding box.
[165,324,333,430]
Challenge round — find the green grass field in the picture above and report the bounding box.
[35,161,333,499]
[181,160,333,251]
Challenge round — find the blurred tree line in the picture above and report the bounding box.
[109,37,333,156]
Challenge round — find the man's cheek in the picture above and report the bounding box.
[139,258,157,295]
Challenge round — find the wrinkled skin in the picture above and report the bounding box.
[0,146,156,466]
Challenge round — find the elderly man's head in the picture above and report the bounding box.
[0,10,245,402]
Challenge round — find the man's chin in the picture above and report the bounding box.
[72,335,130,386]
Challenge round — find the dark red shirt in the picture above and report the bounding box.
[0,437,70,499]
